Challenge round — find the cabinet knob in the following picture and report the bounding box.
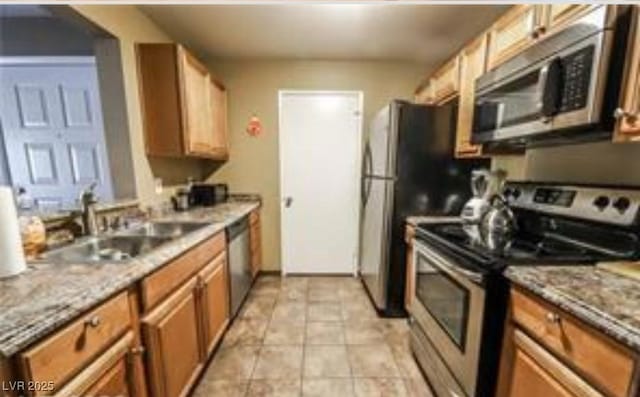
[531,25,546,39]
[130,346,146,355]
[545,312,561,324]
[85,315,101,328]
[614,108,638,123]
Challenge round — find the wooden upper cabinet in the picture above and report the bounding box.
[615,6,640,140]
[431,56,460,104]
[178,47,213,157]
[487,5,542,70]
[542,4,599,35]
[137,44,228,160]
[209,80,229,159]
[142,278,203,397]
[414,80,434,104]
[455,35,488,158]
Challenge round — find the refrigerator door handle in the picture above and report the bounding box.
[364,177,372,207]
[362,143,373,206]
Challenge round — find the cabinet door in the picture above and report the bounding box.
[53,331,137,397]
[404,225,415,310]
[209,80,229,159]
[487,5,541,70]
[615,7,640,139]
[199,253,229,357]
[143,278,202,397]
[455,35,487,158]
[509,347,574,397]
[250,214,262,279]
[543,4,599,35]
[178,46,213,157]
[84,358,131,397]
[432,57,460,104]
[502,329,604,397]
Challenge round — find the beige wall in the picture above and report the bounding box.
[71,5,204,205]
[204,59,425,270]
[493,141,640,186]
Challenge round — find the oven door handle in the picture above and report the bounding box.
[414,240,485,285]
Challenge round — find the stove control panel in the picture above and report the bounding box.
[504,183,640,226]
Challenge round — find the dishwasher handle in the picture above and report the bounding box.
[227,217,249,241]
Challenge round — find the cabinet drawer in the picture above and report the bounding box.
[141,232,225,311]
[18,292,131,395]
[511,288,636,396]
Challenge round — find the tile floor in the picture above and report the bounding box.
[193,276,434,397]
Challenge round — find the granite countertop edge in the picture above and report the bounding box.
[0,200,260,358]
[505,267,640,352]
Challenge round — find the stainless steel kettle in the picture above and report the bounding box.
[479,194,517,252]
[462,169,507,244]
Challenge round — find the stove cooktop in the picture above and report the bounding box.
[415,222,612,272]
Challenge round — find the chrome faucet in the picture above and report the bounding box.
[79,182,99,236]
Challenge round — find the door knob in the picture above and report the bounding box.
[284,197,293,208]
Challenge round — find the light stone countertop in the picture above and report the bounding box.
[0,200,260,358]
[506,265,640,352]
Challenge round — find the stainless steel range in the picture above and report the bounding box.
[409,182,640,397]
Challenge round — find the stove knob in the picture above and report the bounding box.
[613,197,631,214]
[593,195,610,211]
[512,188,522,199]
[503,188,513,198]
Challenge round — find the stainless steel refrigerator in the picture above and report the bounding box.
[360,100,489,317]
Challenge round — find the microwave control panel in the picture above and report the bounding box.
[559,45,594,113]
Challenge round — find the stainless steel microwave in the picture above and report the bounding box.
[472,6,632,148]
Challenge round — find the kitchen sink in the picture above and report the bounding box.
[124,221,209,238]
[41,235,172,263]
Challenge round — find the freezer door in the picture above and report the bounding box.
[367,104,398,178]
[360,177,395,310]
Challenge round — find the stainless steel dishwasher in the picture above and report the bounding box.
[226,217,252,317]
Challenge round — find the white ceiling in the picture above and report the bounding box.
[141,4,507,67]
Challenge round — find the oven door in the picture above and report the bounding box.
[410,239,486,397]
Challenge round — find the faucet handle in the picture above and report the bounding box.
[79,182,99,204]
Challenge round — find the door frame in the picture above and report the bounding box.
[277,90,364,276]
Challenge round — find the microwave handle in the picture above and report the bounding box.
[535,64,550,118]
[537,58,564,122]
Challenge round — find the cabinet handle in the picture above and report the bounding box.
[545,312,561,324]
[530,25,546,39]
[84,315,101,328]
[614,108,638,122]
[130,346,145,356]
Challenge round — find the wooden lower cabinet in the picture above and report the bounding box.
[404,224,416,310]
[142,278,203,397]
[509,338,574,397]
[249,210,262,278]
[54,331,137,397]
[498,287,638,397]
[199,252,229,357]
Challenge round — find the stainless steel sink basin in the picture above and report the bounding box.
[124,222,208,238]
[41,235,172,263]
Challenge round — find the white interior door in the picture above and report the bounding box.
[279,91,363,275]
[0,59,113,210]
